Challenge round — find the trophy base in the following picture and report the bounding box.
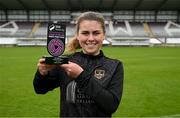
[45,55,69,64]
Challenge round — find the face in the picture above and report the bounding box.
[77,20,105,56]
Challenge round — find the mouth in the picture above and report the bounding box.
[85,43,97,48]
[85,41,97,46]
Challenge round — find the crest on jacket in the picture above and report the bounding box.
[94,69,105,80]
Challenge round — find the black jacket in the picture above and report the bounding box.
[33,50,124,117]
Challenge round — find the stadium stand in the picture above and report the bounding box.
[1,20,180,46]
[0,0,180,46]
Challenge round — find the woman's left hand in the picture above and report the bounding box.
[60,62,83,79]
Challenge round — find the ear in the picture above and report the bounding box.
[102,34,105,41]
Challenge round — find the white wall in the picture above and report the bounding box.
[0,38,17,44]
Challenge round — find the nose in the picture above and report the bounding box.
[88,34,94,41]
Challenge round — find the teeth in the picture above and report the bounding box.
[86,43,96,45]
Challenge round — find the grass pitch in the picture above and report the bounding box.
[0,47,180,117]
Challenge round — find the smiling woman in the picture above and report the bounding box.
[76,20,105,55]
[33,11,124,117]
[67,11,106,54]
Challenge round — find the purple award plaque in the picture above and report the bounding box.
[45,23,68,64]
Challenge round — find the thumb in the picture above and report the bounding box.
[60,63,69,69]
[68,61,73,64]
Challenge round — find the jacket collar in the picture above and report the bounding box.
[80,50,104,59]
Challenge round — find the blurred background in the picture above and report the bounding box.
[0,0,180,46]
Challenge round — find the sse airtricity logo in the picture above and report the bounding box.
[48,39,64,56]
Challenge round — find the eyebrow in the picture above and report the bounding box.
[80,30,102,32]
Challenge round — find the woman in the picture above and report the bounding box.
[33,11,124,117]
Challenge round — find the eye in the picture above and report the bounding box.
[81,31,89,35]
[93,31,101,35]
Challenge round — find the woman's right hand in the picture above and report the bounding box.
[37,58,56,76]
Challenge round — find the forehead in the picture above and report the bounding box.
[79,20,103,30]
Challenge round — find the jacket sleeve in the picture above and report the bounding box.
[33,67,66,94]
[75,61,124,114]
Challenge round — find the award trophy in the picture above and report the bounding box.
[44,22,68,64]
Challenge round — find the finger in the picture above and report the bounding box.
[68,68,72,72]
[37,61,46,67]
[60,64,69,69]
[39,58,45,64]
[40,69,48,76]
[66,70,70,76]
[46,65,56,70]
[68,61,73,64]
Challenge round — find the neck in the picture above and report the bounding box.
[82,50,100,56]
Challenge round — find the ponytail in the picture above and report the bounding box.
[66,36,80,53]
